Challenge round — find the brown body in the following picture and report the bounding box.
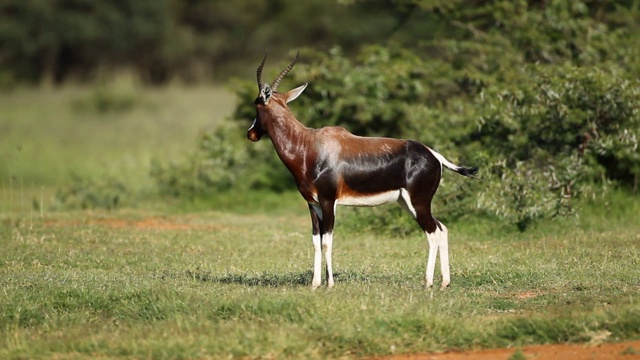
[248,53,477,289]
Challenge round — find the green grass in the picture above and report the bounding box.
[0,78,235,191]
[1,195,639,359]
[1,79,236,216]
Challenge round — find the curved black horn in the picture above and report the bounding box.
[271,51,299,92]
[256,52,268,90]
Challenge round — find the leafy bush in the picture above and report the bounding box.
[478,159,580,231]
[471,65,640,228]
[71,85,143,114]
[151,124,248,197]
[53,174,129,210]
[151,122,295,197]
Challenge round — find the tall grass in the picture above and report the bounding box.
[1,81,230,180]
[0,79,235,214]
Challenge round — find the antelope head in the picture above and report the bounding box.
[247,52,308,142]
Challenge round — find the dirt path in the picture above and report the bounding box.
[374,340,640,360]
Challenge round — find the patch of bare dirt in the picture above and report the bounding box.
[514,291,541,300]
[373,340,640,360]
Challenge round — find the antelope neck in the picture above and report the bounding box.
[266,108,314,173]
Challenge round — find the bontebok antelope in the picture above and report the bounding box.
[247,53,478,290]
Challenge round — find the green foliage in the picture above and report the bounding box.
[4,0,637,85]
[150,122,296,197]
[478,160,577,231]
[472,65,640,228]
[475,66,640,171]
[294,47,428,137]
[151,124,248,197]
[0,0,404,84]
[53,173,129,210]
[70,85,143,114]
[0,0,172,83]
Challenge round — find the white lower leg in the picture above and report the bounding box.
[323,232,334,288]
[312,233,322,289]
[425,232,438,288]
[438,225,450,288]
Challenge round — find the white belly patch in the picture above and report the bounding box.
[337,190,401,206]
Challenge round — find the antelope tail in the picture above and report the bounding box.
[428,148,478,178]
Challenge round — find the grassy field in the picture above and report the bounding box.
[1,85,639,359]
[1,78,236,216]
[0,78,235,194]
[1,197,639,359]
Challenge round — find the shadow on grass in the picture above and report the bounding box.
[182,269,395,287]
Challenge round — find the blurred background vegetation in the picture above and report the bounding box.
[1,0,639,231]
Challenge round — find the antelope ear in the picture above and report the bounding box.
[285,83,308,103]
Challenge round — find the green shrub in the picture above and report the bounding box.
[471,65,640,228]
[53,173,129,210]
[70,85,144,114]
[151,122,296,197]
[151,123,248,197]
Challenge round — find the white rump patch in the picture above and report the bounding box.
[337,190,401,206]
